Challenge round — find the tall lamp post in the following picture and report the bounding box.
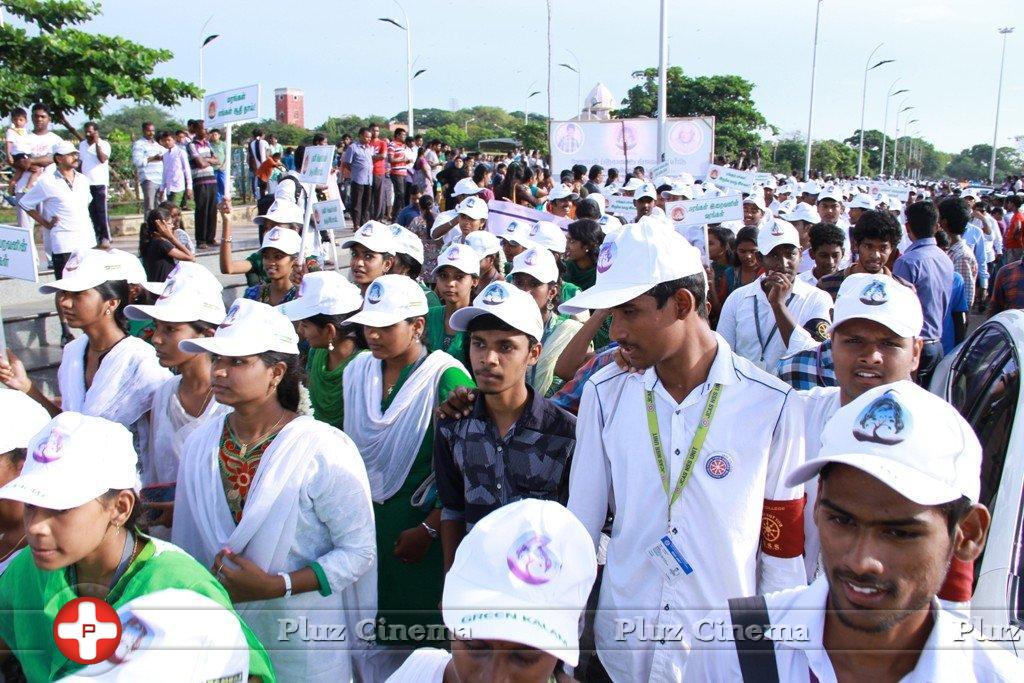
[857,44,893,177]
[990,27,1014,183]
[559,50,582,118]
[892,103,914,176]
[803,0,824,180]
[379,2,414,136]
[896,119,918,177]
[464,117,476,137]
[198,14,218,97]
[879,81,908,177]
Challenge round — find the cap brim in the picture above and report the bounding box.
[0,473,113,511]
[829,314,919,339]
[785,452,964,506]
[448,306,486,332]
[500,236,536,249]
[39,275,103,294]
[277,297,323,321]
[346,307,425,328]
[124,302,224,325]
[178,336,280,357]
[558,282,652,315]
[140,280,168,296]
[341,236,393,253]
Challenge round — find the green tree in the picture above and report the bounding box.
[616,66,768,159]
[422,123,467,148]
[843,129,891,176]
[761,136,806,176]
[317,115,371,142]
[945,144,1023,182]
[233,118,310,146]
[811,139,857,177]
[509,121,548,153]
[0,0,200,139]
[95,104,182,138]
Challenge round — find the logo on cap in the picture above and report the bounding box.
[109,612,152,664]
[447,245,461,260]
[359,224,374,236]
[366,281,384,305]
[524,250,538,266]
[33,429,64,463]
[464,197,475,208]
[507,532,560,586]
[221,303,241,328]
[156,275,184,302]
[391,226,402,236]
[529,223,540,237]
[853,391,910,446]
[705,453,732,479]
[64,254,81,272]
[859,280,888,306]
[597,242,617,274]
[481,283,508,306]
[770,222,784,237]
[506,221,519,233]
[267,228,281,241]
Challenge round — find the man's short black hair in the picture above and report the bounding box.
[574,198,602,220]
[809,223,846,252]
[571,164,587,179]
[905,201,939,239]
[645,275,709,320]
[31,103,50,115]
[851,209,903,247]
[934,229,950,249]
[588,164,604,180]
[157,130,173,141]
[466,313,538,347]
[938,197,971,236]
[253,128,263,137]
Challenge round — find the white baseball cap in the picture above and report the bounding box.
[464,230,502,258]
[390,225,424,265]
[547,184,580,202]
[179,298,299,357]
[622,177,646,192]
[442,499,597,666]
[781,202,820,224]
[560,221,704,314]
[756,218,801,255]
[743,192,767,212]
[260,226,302,256]
[597,214,624,238]
[56,589,250,683]
[453,177,483,197]
[456,195,488,220]
[527,221,567,253]
[105,249,149,285]
[800,181,821,196]
[53,140,77,156]
[346,274,429,327]
[786,381,982,505]
[817,188,844,204]
[277,271,363,321]
[125,262,226,325]
[450,281,544,341]
[584,192,607,215]
[0,412,140,510]
[661,183,695,200]
[433,243,481,277]
[509,247,559,285]
[830,274,922,338]
[39,250,124,294]
[497,220,535,248]
[0,389,51,454]
[254,200,305,227]
[343,221,399,254]
[633,183,657,201]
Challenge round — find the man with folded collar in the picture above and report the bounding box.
[686,381,1021,682]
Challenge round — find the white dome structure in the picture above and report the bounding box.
[578,82,615,120]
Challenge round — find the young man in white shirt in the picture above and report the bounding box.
[686,381,1021,682]
[718,218,834,372]
[78,121,112,247]
[562,222,808,682]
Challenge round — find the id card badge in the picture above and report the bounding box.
[646,534,693,582]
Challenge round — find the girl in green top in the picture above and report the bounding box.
[0,412,274,682]
[343,275,475,651]
[563,218,603,291]
[426,244,480,366]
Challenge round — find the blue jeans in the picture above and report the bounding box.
[214,169,226,203]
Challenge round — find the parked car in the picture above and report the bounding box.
[931,309,1023,655]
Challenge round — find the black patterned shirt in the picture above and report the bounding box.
[434,386,576,528]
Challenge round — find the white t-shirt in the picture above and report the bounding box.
[385,648,450,682]
[20,130,62,173]
[5,126,27,153]
[78,139,111,186]
[17,169,96,254]
[797,269,819,286]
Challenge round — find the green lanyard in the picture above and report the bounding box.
[644,383,723,515]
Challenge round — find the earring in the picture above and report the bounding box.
[547,301,555,312]
[105,310,111,316]
[328,340,335,352]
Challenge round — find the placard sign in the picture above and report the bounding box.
[299,145,335,185]
[311,200,345,231]
[607,196,637,218]
[485,200,568,236]
[665,195,743,228]
[704,165,754,194]
[203,84,260,126]
[0,224,38,282]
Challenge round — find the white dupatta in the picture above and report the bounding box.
[145,375,230,487]
[343,350,464,502]
[173,414,377,682]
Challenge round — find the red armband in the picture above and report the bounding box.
[761,496,806,558]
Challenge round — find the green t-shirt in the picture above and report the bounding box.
[0,537,276,682]
[306,347,363,430]
[246,252,268,286]
[420,281,442,308]
[425,305,468,366]
[563,260,597,290]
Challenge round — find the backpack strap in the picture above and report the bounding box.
[727,595,780,683]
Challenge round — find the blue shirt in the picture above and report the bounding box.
[893,237,953,341]
[396,203,419,227]
[341,142,374,185]
[962,223,989,288]
[941,272,968,354]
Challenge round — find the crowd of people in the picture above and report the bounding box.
[2,101,1024,682]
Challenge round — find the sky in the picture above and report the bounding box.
[30,0,1024,154]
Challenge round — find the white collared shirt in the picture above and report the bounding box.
[796,386,842,580]
[131,137,164,184]
[568,335,807,682]
[17,168,95,254]
[685,576,1023,682]
[718,276,833,373]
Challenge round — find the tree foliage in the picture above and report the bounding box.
[944,144,1022,182]
[93,104,181,138]
[232,118,312,146]
[0,0,200,139]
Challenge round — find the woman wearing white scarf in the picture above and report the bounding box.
[343,275,473,675]
[172,298,376,682]
[0,250,169,457]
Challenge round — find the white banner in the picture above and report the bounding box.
[311,199,345,231]
[485,200,568,236]
[203,84,260,127]
[0,224,38,283]
[299,145,335,185]
[548,117,714,179]
[865,181,911,202]
[705,165,754,194]
[753,172,775,187]
[665,195,743,228]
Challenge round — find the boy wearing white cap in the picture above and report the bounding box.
[742,192,768,228]
[0,412,275,682]
[562,222,807,681]
[686,381,1022,682]
[387,499,597,683]
[173,298,376,681]
[497,219,535,273]
[717,218,834,372]
[434,282,576,566]
[427,244,480,364]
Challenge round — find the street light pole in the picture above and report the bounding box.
[879,81,908,177]
[990,27,1014,184]
[464,117,476,136]
[379,2,414,136]
[803,0,824,180]
[857,44,892,177]
[657,0,669,162]
[892,103,913,176]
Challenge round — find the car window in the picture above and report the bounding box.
[950,325,1012,419]
[969,352,1019,510]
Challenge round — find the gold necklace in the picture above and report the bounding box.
[232,411,286,457]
